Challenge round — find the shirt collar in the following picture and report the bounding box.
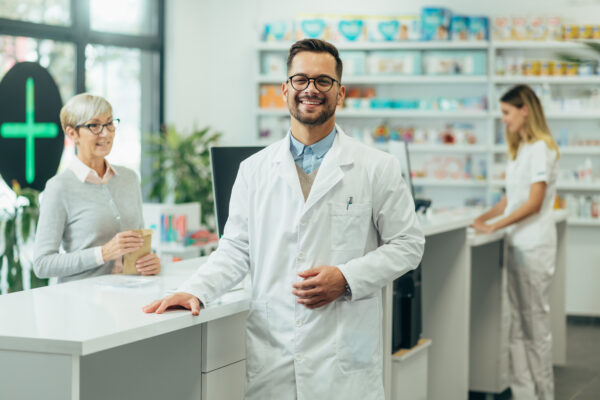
[69,156,118,183]
[289,127,337,160]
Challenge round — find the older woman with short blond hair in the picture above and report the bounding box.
[34,93,160,282]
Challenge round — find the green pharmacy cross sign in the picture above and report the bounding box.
[0,62,64,191]
[1,78,59,184]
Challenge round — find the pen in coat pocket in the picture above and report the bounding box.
[346,196,353,210]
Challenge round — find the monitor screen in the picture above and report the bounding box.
[210,146,264,237]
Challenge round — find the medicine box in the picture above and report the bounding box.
[450,16,469,41]
[421,7,451,41]
[422,51,486,75]
[339,51,367,75]
[367,51,422,75]
[296,14,331,40]
[332,16,366,42]
[398,15,421,41]
[468,17,489,40]
[262,21,295,42]
[367,16,400,41]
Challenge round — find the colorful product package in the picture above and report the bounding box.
[450,15,469,41]
[259,85,285,109]
[296,14,331,40]
[468,17,489,40]
[421,7,451,41]
[339,51,367,75]
[261,53,286,75]
[332,16,366,42]
[262,21,295,42]
[367,51,422,75]
[528,17,547,40]
[397,15,421,40]
[563,24,579,40]
[547,17,563,40]
[367,16,400,41]
[493,16,511,41]
[511,17,528,40]
[423,51,487,75]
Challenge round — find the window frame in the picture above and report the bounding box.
[0,0,165,195]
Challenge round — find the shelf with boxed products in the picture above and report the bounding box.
[256,41,489,51]
[490,180,600,191]
[493,111,600,120]
[256,108,490,119]
[257,74,489,85]
[492,76,600,85]
[491,40,599,50]
[409,144,487,153]
[413,178,488,188]
[493,145,600,155]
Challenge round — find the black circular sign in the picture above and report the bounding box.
[0,62,64,191]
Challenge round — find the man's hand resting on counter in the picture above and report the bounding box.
[142,292,202,316]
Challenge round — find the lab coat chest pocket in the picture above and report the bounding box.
[245,300,271,378]
[336,297,380,373]
[330,202,372,251]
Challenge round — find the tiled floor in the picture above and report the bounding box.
[470,318,600,400]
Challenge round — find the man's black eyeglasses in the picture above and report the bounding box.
[76,119,120,135]
[287,74,340,93]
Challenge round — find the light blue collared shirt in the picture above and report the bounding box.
[289,127,337,175]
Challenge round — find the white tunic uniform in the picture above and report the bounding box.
[178,127,425,400]
[504,140,558,400]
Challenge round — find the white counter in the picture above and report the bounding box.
[0,259,248,357]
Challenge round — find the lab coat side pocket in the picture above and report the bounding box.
[330,203,372,252]
[335,296,381,374]
[245,300,270,378]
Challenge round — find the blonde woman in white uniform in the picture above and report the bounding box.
[473,84,559,400]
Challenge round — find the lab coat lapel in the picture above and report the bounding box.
[302,127,353,215]
[273,133,304,200]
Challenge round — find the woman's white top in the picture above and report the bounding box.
[504,140,558,248]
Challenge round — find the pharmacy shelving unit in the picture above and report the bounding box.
[255,40,492,207]
[490,39,600,316]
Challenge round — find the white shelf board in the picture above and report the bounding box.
[491,40,600,50]
[493,146,600,155]
[568,218,600,227]
[257,75,488,84]
[409,144,487,153]
[257,41,489,51]
[336,109,490,119]
[256,109,490,118]
[493,111,600,120]
[413,178,488,187]
[491,180,600,190]
[493,76,600,85]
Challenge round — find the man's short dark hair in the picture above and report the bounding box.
[286,39,343,81]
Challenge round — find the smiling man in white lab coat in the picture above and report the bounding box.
[143,39,425,400]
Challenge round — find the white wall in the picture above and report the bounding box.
[165,0,600,144]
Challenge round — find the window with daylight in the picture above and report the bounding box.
[0,0,164,180]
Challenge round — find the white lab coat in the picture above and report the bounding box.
[179,127,425,400]
[504,140,558,400]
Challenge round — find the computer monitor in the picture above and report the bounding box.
[210,146,264,238]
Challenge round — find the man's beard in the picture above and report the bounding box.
[289,94,336,126]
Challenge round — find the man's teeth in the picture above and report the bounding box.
[301,100,322,105]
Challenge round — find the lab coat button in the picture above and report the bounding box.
[300,219,307,226]
[296,320,303,327]
[297,252,304,260]
[295,353,303,362]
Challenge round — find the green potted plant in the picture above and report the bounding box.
[144,125,221,230]
[0,180,48,293]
